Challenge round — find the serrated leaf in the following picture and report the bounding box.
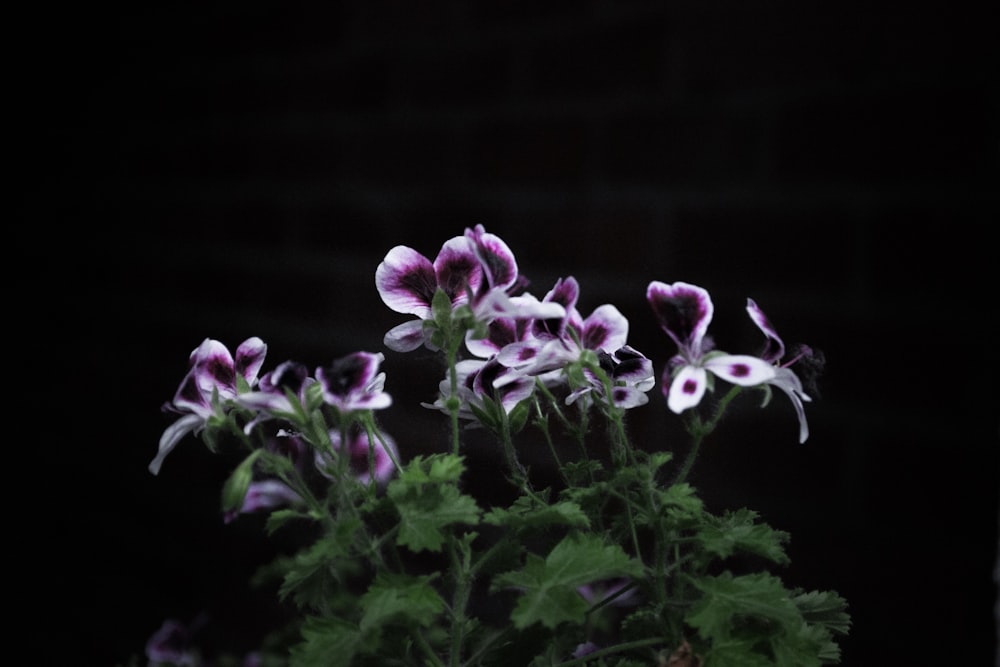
[700,637,775,667]
[493,533,644,629]
[793,590,851,636]
[427,453,466,482]
[484,497,590,531]
[359,574,445,632]
[686,572,801,641]
[388,456,481,552]
[657,482,704,516]
[289,615,365,667]
[279,521,361,608]
[264,508,310,535]
[697,508,790,565]
[771,622,828,667]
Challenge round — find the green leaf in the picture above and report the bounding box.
[264,508,313,535]
[387,455,481,552]
[656,482,704,519]
[359,573,445,632]
[484,496,590,531]
[686,572,801,642]
[697,508,790,565]
[220,450,262,513]
[492,533,644,629]
[687,572,844,667]
[507,397,532,434]
[279,520,362,609]
[793,589,851,636]
[289,615,365,667]
[698,638,774,667]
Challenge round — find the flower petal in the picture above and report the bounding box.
[190,338,238,396]
[383,320,429,352]
[465,224,518,290]
[746,298,785,363]
[434,235,482,303]
[646,281,714,353]
[376,245,438,317]
[704,354,776,386]
[579,304,629,352]
[666,364,707,413]
[149,413,204,475]
[234,337,267,385]
[771,367,812,444]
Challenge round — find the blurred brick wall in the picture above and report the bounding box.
[31,1,997,664]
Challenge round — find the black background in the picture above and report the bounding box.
[18,2,998,665]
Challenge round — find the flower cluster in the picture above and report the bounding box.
[145,225,845,667]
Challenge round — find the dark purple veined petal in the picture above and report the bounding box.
[494,337,544,368]
[258,360,310,397]
[610,345,654,388]
[376,245,440,317]
[237,364,314,414]
[317,352,383,397]
[474,358,534,412]
[434,235,483,304]
[646,281,714,353]
[233,337,267,386]
[578,304,629,352]
[171,367,214,414]
[189,338,238,397]
[465,316,524,358]
[465,224,518,290]
[746,298,786,363]
[316,352,392,412]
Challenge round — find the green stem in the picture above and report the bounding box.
[413,629,445,667]
[672,384,743,485]
[447,541,472,667]
[446,338,462,457]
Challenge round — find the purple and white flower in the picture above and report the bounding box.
[566,345,655,410]
[423,357,535,422]
[647,281,775,414]
[223,479,304,524]
[375,234,484,352]
[150,337,267,475]
[746,298,814,443]
[235,360,314,433]
[316,351,392,414]
[376,225,563,353]
[314,429,400,485]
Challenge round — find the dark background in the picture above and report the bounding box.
[19,2,997,665]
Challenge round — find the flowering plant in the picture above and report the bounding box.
[142,225,849,667]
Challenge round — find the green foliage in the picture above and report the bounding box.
[359,573,445,632]
[492,533,644,629]
[696,508,791,565]
[686,572,847,666]
[484,495,590,531]
[386,454,482,552]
